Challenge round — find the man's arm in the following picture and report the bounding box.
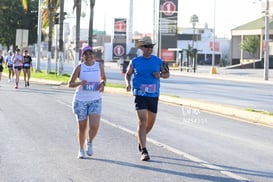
[160,61,170,79]
[125,61,134,91]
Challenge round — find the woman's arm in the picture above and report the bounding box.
[68,64,84,88]
[98,62,106,92]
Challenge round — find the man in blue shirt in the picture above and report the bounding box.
[125,36,170,161]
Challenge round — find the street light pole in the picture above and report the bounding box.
[190,14,199,49]
[159,11,162,58]
[264,0,269,80]
[190,14,198,72]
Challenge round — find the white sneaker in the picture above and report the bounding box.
[8,79,11,82]
[86,142,93,156]
[77,149,85,159]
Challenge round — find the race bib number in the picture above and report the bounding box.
[83,82,100,91]
[139,84,156,93]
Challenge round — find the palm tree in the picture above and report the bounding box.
[58,0,65,75]
[21,0,28,11]
[73,0,81,66]
[88,0,95,46]
[47,0,56,73]
[41,0,59,73]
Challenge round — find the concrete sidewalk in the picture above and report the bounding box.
[104,61,273,84]
[169,65,273,85]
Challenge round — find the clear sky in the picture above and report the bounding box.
[65,0,263,39]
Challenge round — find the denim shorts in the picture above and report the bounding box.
[72,99,102,121]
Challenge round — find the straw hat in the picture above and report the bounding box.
[137,36,156,48]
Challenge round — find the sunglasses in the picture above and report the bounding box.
[143,45,154,48]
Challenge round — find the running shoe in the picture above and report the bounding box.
[27,81,30,87]
[15,84,18,89]
[77,149,85,159]
[86,141,93,156]
[140,148,150,161]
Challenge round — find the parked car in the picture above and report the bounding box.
[257,56,273,68]
[199,58,211,65]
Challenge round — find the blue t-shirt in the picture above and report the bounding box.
[132,55,162,97]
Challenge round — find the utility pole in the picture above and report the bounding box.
[264,0,269,80]
[36,0,42,72]
[58,0,64,75]
[128,0,133,46]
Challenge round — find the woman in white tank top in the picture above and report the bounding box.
[68,45,106,159]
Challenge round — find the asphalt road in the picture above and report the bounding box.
[0,81,273,182]
[160,75,273,113]
[103,65,273,114]
[32,60,273,113]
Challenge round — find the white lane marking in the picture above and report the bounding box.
[56,100,71,108]
[101,118,250,182]
[57,100,249,181]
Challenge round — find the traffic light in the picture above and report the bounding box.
[54,13,60,24]
[54,12,67,24]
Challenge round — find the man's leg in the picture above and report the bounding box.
[136,109,147,149]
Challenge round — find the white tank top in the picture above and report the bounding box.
[13,54,23,66]
[73,62,101,101]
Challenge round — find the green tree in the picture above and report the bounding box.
[45,0,59,73]
[240,35,260,58]
[0,0,38,50]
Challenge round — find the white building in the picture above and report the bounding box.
[177,25,230,65]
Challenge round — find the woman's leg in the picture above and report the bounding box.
[87,114,101,143]
[77,119,88,149]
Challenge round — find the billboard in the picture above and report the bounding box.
[210,41,220,52]
[159,0,178,62]
[16,29,29,48]
[112,18,127,59]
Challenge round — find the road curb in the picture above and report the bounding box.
[104,87,273,127]
[159,95,273,127]
[170,71,273,85]
[2,73,66,85]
